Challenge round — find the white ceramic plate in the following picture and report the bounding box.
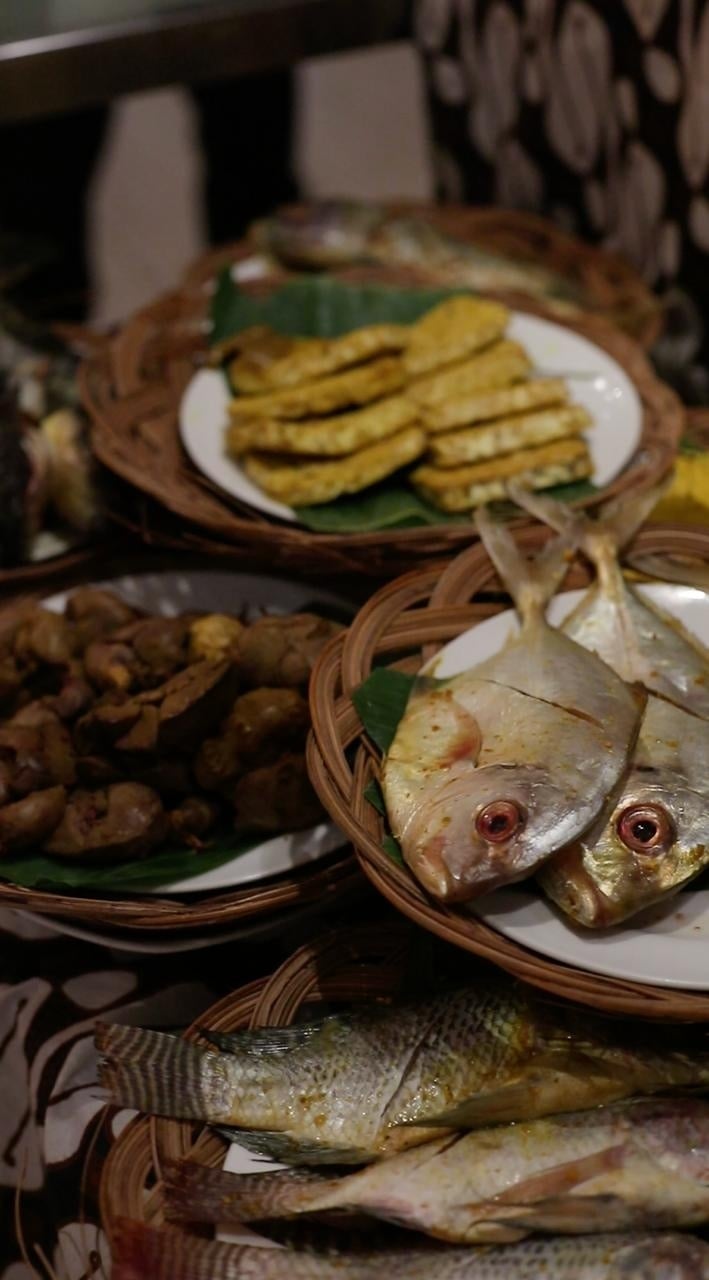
[179,312,642,524]
[38,570,347,896]
[428,582,709,991]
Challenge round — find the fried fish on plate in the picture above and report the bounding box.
[229,355,404,421]
[403,296,509,377]
[98,979,709,1166]
[512,483,709,925]
[428,405,591,468]
[227,394,417,457]
[382,514,643,900]
[422,376,568,433]
[411,437,592,512]
[406,340,532,410]
[114,1220,709,1280]
[244,425,426,506]
[165,1097,709,1243]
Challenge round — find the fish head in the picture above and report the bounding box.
[403,762,585,902]
[540,772,709,927]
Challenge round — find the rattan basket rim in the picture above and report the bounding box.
[307,522,709,1021]
[0,551,358,931]
[81,204,680,577]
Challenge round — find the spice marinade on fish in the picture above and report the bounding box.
[512,483,709,926]
[381,513,643,901]
[112,1221,709,1280]
[97,984,709,1165]
[164,1097,709,1243]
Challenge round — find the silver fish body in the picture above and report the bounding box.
[165,1097,709,1244]
[382,516,642,900]
[113,1223,709,1280]
[511,484,709,925]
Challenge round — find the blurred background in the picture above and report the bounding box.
[91,46,433,323]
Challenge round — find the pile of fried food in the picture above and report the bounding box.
[102,973,709,1277]
[221,297,593,513]
[382,481,709,928]
[0,588,340,864]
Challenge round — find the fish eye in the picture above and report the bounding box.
[616,804,674,853]
[475,800,525,844]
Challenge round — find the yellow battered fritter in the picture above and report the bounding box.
[244,426,427,506]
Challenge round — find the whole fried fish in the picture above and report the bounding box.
[165,1097,709,1243]
[113,1221,709,1280]
[512,484,709,925]
[382,515,644,901]
[97,984,709,1166]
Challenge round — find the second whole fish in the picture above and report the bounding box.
[97,983,709,1166]
[164,1096,709,1243]
[382,514,644,901]
[112,1221,709,1280]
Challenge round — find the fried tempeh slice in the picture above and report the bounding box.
[227,395,418,458]
[407,341,531,410]
[403,296,509,377]
[423,377,568,433]
[229,356,404,421]
[232,324,408,393]
[412,437,592,512]
[226,328,317,392]
[244,426,426,506]
[429,404,592,467]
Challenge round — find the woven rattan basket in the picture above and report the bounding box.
[99,922,412,1242]
[81,205,680,578]
[0,549,359,932]
[307,524,709,1020]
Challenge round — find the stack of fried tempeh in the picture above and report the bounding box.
[224,298,593,511]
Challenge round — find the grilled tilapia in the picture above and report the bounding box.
[97,984,709,1166]
[165,1097,709,1243]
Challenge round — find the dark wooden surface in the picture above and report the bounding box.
[0,0,407,121]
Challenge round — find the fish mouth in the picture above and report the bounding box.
[539,847,616,927]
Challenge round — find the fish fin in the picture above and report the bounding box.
[481,1143,629,1208]
[475,505,574,622]
[112,1219,253,1280]
[164,1160,335,1224]
[497,1193,633,1235]
[403,1048,624,1129]
[199,1023,325,1057]
[215,1126,370,1167]
[96,1022,229,1122]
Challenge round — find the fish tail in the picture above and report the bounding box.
[509,478,670,573]
[112,1220,277,1280]
[475,504,574,621]
[112,1220,352,1280]
[96,1023,227,1122]
[164,1161,336,1225]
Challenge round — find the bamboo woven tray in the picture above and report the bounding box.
[307,524,709,1020]
[81,205,680,578]
[0,549,358,932]
[99,922,412,1242]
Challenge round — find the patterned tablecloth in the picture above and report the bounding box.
[0,907,291,1280]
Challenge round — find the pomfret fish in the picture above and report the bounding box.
[97,985,709,1166]
[511,484,709,925]
[164,1097,709,1243]
[382,513,643,901]
[113,1222,709,1280]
